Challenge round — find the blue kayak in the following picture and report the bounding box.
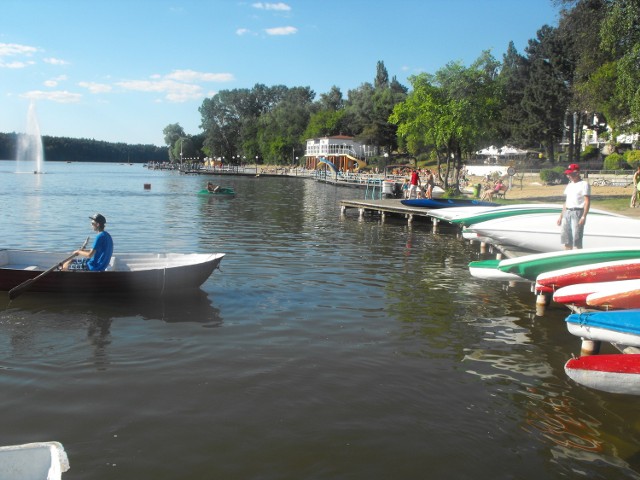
[401,198,498,208]
[566,309,640,336]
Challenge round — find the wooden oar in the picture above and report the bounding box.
[8,237,90,300]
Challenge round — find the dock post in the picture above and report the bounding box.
[535,293,550,316]
[407,214,413,224]
[580,339,601,356]
[381,211,386,223]
[359,208,365,218]
[480,242,487,254]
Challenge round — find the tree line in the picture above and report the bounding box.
[0,132,168,163]
[165,0,638,184]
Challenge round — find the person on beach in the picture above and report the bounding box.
[63,213,114,271]
[557,164,590,250]
[408,169,420,199]
[631,165,640,208]
[481,178,504,201]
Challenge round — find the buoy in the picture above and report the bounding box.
[144,183,151,190]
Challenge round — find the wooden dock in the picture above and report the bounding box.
[340,199,440,225]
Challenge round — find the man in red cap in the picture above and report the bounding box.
[557,164,590,249]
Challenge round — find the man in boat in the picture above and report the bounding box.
[207,181,221,193]
[62,213,114,271]
[557,163,590,250]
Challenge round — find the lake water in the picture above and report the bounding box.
[1,160,640,479]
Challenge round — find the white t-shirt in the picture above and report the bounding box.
[563,180,590,209]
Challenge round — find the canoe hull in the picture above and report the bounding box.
[587,281,640,309]
[0,442,69,478]
[464,212,639,253]
[565,354,640,395]
[537,259,640,290]
[0,251,225,296]
[565,309,640,346]
[553,281,616,306]
[468,259,528,282]
[498,247,640,281]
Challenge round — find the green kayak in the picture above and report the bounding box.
[198,187,235,196]
[498,247,640,281]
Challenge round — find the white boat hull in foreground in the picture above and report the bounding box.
[0,441,69,479]
[463,212,639,253]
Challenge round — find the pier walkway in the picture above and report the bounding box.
[340,198,441,225]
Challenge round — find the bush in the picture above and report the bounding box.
[624,150,640,169]
[581,145,600,160]
[540,167,566,185]
[603,152,624,170]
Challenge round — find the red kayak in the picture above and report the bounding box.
[565,354,640,395]
[552,281,613,307]
[586,279,640,310]
[537,258,640,290]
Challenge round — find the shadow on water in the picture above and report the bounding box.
[1,288,223,326]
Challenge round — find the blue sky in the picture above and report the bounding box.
[1,0,561,147]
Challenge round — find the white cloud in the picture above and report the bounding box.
[78,81,112,94]
[0,42,38,68]
[115,70,234,102]
[44,57,70,66]
[0,60,35,69]
[236,28,252,36]
[21,90,82,103]
[252,2,291,11]
[44,75,68,87]
[0,42,38,57]
[165,69,234,83]
[116,78,204,103]
[265,26,297,36]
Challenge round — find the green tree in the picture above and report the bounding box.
[257,87,314,164]
[600,0,640,129]
[390,52,500,190]
[345,61,407,153]
[520,25,571,162]
[162,123,186,162]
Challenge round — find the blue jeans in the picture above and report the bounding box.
[560,209,585,248]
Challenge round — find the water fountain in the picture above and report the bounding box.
[16,101,45,174]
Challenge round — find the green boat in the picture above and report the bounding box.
[449,203,620,227]
[451,205,563,226]
[197,187,235,196]
[497,247,640,281]
[468,259,529,282]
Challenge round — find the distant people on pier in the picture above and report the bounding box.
[408,169,421,199]
[402,178,410,198]
[424,169,436,199]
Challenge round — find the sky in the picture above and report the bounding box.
[0,0,562,147]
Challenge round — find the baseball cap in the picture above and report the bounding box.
[564,163,580,175]
[89,213,106,225]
